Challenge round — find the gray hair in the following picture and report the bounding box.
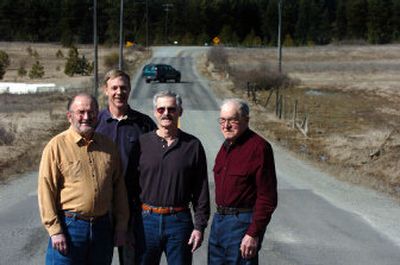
[153,90,182,109]
[220,98,250,118]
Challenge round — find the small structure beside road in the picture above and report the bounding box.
[0,82,64,94]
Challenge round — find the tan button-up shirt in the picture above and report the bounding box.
[38,127,129,236]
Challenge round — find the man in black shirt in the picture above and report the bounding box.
[137,90,210,265]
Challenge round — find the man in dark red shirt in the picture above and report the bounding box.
[208,98,278,265]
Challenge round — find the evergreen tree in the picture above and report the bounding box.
[393,0,400,40]
[262,0,278,45]
[367,0,393,44]
[0,50,10,80]
[311,0,332,44]
[242,29,262,47]
[295,0,312,44]
[334,0,347,40]
[346,0,368,39]
[282,0,300,44]
[29,61,45,79]
[103,1,120,45]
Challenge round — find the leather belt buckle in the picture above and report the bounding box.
[142,203,188,215]
[217,206,252,215]
[63,212,101,222]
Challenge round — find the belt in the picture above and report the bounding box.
[216,206,253,215]
[63,212,107,222]
[142,203,188,215]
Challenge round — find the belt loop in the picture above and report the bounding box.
[66,211,77,220]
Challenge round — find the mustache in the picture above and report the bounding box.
[161,115,173,120]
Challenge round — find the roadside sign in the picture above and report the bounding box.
[212,36,220,45]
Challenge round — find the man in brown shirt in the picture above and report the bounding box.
[38,92,129,265]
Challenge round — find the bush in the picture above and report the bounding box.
[18,66,27,77]
[230,65,298,91]
[29,61,45,79]
[207,45,228,72]
[26,46,33,56]
[64,46,93,77]
[56,49,64,58]
[0,50,10,80]
[27,46,39,58]
[0,125,15,145]
[103,52,120,69]
[17,60,27,77]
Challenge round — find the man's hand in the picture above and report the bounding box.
[188,229,203,253]
[51,233,68,255]
[240,234,259,259]
[114,231,127,246]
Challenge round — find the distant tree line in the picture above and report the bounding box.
[0,0,399,46]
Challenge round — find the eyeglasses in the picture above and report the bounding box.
[218,117,240,126]
[156,107,177,114]
[70,110,97,118]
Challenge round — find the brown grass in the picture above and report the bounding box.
[0,42,150,182]
[204,44,400,199]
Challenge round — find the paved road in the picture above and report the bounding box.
[1,46,400,265]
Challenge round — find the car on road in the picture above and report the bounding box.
[142,64,181,83]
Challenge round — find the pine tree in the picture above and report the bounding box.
[29,61,45,79]
[367,0,393,44]
[0,50,10,80]
[262,0,279,45]
[335,0,347,40]
[393,0,400,41]
[346,0,368,40]
[295,0,311,45]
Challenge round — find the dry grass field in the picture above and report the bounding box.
[1,42,399,200]
[202,44,400,199]
[0,42,149,182]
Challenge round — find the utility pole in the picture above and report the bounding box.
[277,0,283,73]
[163,3,173,44]
[93,0,98,98]
[146,0,149,50]
[119,0,124,70]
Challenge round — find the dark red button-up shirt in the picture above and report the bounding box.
[213,129,277,237]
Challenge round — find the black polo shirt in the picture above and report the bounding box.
[138,130,210,231]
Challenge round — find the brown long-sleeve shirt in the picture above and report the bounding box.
[38,127,129,236]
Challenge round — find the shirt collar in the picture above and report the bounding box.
[104,105,137,122]
[153,129,181,145]
[67,127,95,146]
[223,128,252,150]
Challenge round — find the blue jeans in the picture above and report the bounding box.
[208,212,264,265]
[45,213,114,265]
[136,210,194,265]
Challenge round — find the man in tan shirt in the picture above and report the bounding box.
[38,92,129,264]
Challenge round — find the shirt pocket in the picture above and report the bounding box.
[60,160,82,182]
[227,163,252,186]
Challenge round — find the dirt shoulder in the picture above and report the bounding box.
[0,42,149,182]
[198,44,400,200]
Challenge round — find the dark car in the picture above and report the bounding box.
[143,64,181,83]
